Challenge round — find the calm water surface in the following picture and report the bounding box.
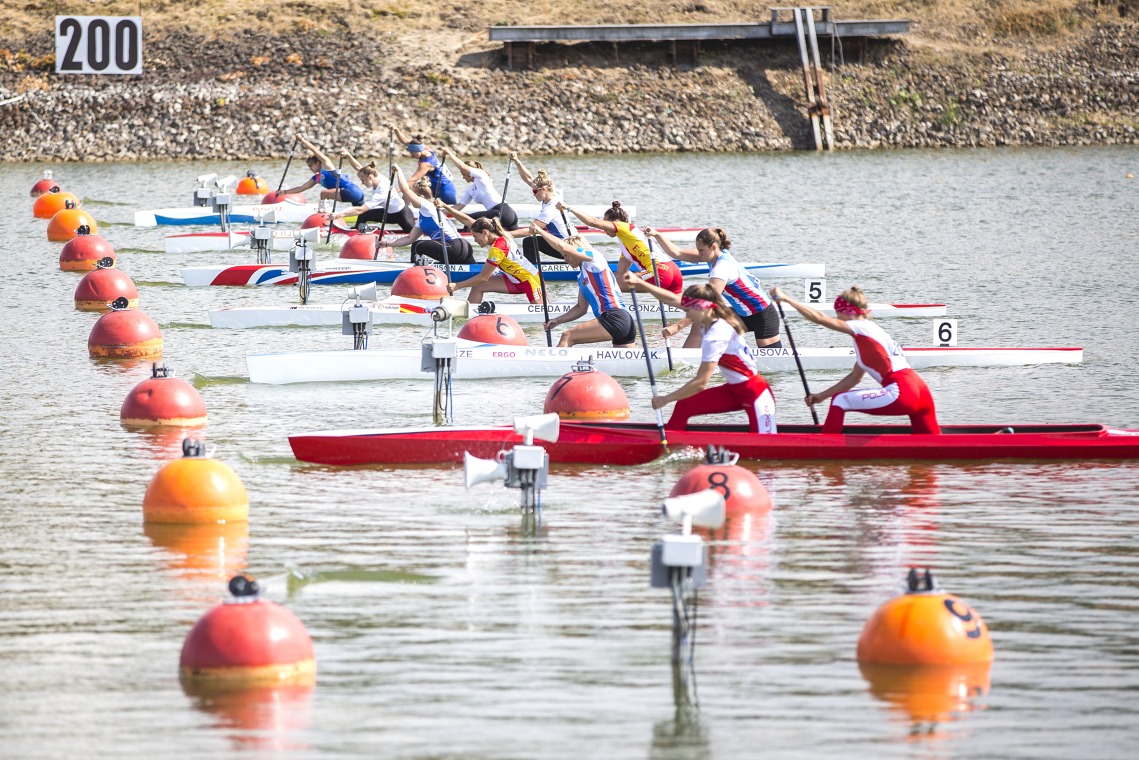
[1,146,1138,758]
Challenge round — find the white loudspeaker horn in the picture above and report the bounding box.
[439,297,470,319]
[299,227,321,243]
[353,283,379,303]
[464,452,508,489]
[196,172,218,185]
[216,175,238,191]
[662,489,726,530]
[513,412,560,444]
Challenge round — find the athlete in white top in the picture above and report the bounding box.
[333,149,414,232]
[440,148,520,230]
[508,151,572,263]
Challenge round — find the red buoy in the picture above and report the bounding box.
[59,229,115,271]
[457,314,528,346]
[391,265,449,300]
[544,361,629,419]
[33,191,79,219]
[180,575,316,687]
[339,233,378,260]
[670,446,772,514]
[75,266,138,311]
[48,206,99,242]
[31,171,60,197]
[121,363,208,427]
[88,305,163,359]
[260,191,307,205]
[300,212,330,230]
[235,174,270,195]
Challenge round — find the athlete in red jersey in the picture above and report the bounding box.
[445,216,542,304]
[626,280,777,433]
[771,285,941,435]
[560,201,683,294]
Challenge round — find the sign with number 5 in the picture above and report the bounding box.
[56,16,142,75]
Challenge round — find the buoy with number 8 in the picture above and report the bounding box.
[543,359,629,420]
[143,438,248,524]
[669,445,772,514]
[457,314,528,346]
[391,265,449,300]
[180,575,316,687]
[857,568,994,666]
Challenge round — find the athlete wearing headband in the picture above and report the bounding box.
[389,124,458,204]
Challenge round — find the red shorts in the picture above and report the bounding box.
[649,259,683,294]
[501,275,540,303]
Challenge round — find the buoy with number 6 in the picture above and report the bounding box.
[457,314,528,346]
[121,363,208,427]
[75,264,138,311]
[180,575,316,687]
[670,446,771,514]
[391,265,449,300]
[59,228,115,271]
[143,438,248,524]
[88,301,163,359]
[33,190,79,219]
[857,568,994,666]
[544,360,629,419]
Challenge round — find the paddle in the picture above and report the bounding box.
[772,295,820,425]
[375,165,396,259]
[387,126,394,177]
[325,153,345,244]
[432,197,452,288]
[500,155,514,208]
[276,137,298,195]
[533,232,552,347]
[629,285,670,454]
[647,238,674,371]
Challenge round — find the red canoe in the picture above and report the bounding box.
[289,422,1139,466]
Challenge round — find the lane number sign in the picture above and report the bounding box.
[934,319,958,347]
[805,279,826,304]
[55,16,142,75]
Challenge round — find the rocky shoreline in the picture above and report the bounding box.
[0,23,1134,161]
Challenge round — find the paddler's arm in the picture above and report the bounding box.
[447,262,494,295]
[331,204,368,221]
[384,227,423,249]
[770,287,853,334]
[560,203,615,235]
[296,134,334,171]
[808,366,864,407]
[644,227,699,263]
[439,147,475,177]
[389,124,414,146]
[621,270,681,306]
[508,151,535,188]
[436,198,475,228]
[392,165,423,210]
[546,293,588,331]
[341,148,364,172]
[652,361,718,409]
[524,224,571,257]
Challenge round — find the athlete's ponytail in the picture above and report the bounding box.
[695,227,732,251]
[471,216,510,241]
[603,200,629,223]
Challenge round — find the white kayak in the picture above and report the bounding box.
[181,259,825,287]
[164,225,700,255]
[246,343,1082,384]
[210,296,948,329]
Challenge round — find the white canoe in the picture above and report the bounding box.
[210,297,948,329]
[164,225,700,255]
[246,343,1082,384]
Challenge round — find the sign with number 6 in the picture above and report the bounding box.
[804,279,826,304]
[56,16,142,75]
[934,319,958,347]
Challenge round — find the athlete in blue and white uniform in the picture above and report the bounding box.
[532,226,636,347]
[391,125,457,204]
[385,165,475,265]
[279,134,365,205]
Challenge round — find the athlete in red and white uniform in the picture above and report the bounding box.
[772,286,941,434]
[446,216,542,304]
[561,201,683,294]
[636,283,776,433]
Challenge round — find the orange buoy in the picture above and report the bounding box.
[47,205,99,242]
[75,265,138,311]
[121,363,208,427]
[457,314,528,346]
[143,438,248,524]
[544,360,629,419]
[88,303,163,359]
[33,191,79,219]
[180,575,316,686]
[31,171,60,197]
[391,265,449,300]
[144,520,249,583]
[860,661,991,725]
[670,446,772,513]
[339,233,378,260]
[857,569,994,667]
[235,173,270,195]
[59,228,115,271]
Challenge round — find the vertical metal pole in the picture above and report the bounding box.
[794,8,823,151]
[805,9,835,151]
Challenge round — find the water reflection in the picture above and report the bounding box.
[182,681,314,753]
[649,664,710,760]
[144,521,249,585]
[126,426,208,460]
[859,661,991,738]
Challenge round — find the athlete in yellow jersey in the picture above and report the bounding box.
[561,200,683,294]
[445,215,542,304]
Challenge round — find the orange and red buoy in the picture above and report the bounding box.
[544,361,629,420]
[31,171,60,197]
[75,265,138,311]
[260,190,306,205]
[339,233,378,260]
[121,364,208,427]
[391,265,449,300]
[143,438,248,524]
[457,314,528,346]
[33,190,79,219]
[180,575,316,686]
[88,302,163,359]
[48,204,99,242]
[59,228,115,271]
[857,569,994,667]
[670,446,772,513]
[235,173,270,195]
